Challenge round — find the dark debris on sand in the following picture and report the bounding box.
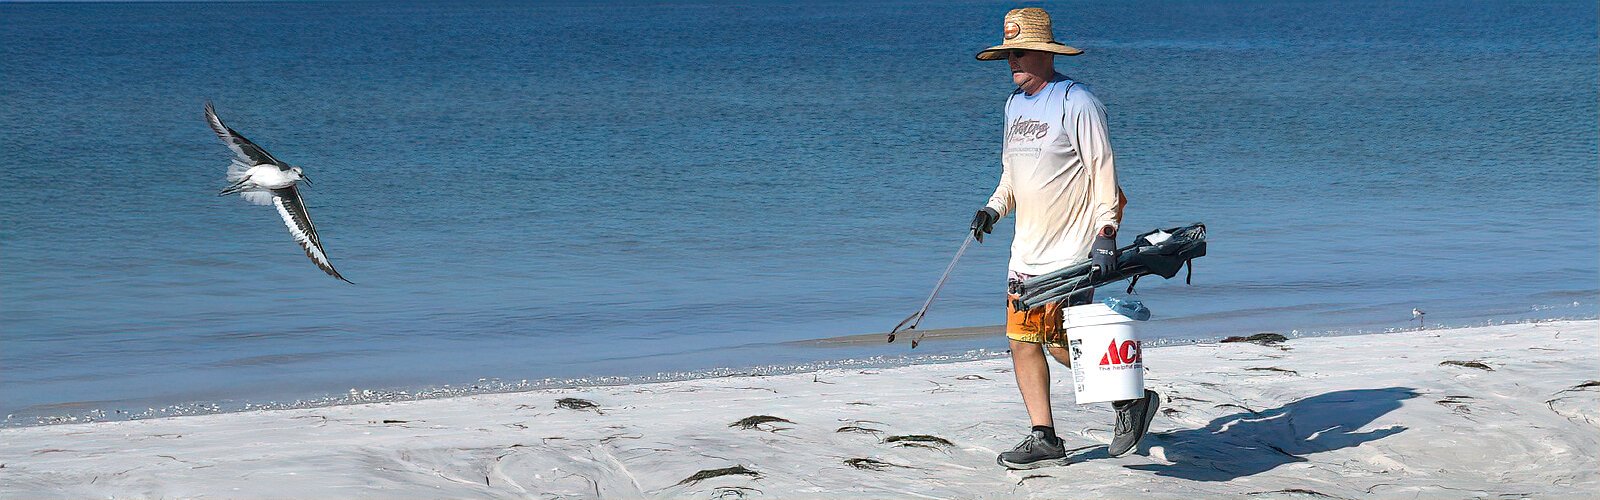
[844,458,907,471]
[1246,367,1299,375]
[730,415,793,430]
[884,434,954,448]
[711,486,761,499]
[1246,488,1351,499]
[836,425,882,435]
[677,465,760,486]
[1558,380,1600,393]
[555,398,601,411]
[1439,360,1493,371]
[1222,333,1289,345]
[1016,474,1051,485]
[1545,381,1600,418]
[1215,403,1261,416]
[1437,395,1474,414]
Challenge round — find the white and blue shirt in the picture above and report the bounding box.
[986,73,1125,275]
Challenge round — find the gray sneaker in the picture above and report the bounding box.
[1108,389,1161,457]
[996,430,1071,470]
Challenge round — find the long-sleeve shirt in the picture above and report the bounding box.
[986,74,1125,275]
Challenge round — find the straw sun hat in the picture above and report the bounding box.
[975,7,1084,61]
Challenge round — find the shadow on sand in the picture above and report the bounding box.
[1126,387,1418,481]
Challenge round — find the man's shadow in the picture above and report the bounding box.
[1121,387,1417,481]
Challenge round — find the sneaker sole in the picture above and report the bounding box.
[996,455,1073,470]
[1109,390,1161,458]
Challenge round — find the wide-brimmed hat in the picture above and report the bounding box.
[975,7,1084,61]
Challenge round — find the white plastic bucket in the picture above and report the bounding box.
[1065,303,1146,404]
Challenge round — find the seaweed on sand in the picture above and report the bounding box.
[1214,403,1260,416]
[844,458,907,471]
[555,398,601,411]
[676,465,760,486]
[1439,360,1493,371]
[711,486,761,499]
[1246,488,1350,499]
[1221,333,1288,345]
[1016,474,1051,485]
[1246,367,1299,375]
[884,434,954,448]
[729,415,793,430]
[1437,395,1474,414]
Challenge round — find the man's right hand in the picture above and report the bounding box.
[970,208,999,243]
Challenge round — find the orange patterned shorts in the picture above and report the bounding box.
[1006,270,1093,346]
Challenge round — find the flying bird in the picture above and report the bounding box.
[205,102,352,283]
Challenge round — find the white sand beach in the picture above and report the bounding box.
[3,320,1596,499]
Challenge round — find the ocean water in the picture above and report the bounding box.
[2,0,1595,425]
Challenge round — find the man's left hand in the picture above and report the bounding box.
[1091,225,1118,279]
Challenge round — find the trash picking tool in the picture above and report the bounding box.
[888,233,975,348]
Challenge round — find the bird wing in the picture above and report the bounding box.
[270,185,353,283]
[205,101,285,167]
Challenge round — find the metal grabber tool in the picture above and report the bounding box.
[888,233,975,348]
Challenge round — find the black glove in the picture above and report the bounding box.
[970,208,999,243]
[1091,225,1118,279]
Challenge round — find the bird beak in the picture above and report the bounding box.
[299,174,312,186]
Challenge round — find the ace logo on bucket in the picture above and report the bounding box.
[1065,304,1145,404]
[1098,338,1142,369]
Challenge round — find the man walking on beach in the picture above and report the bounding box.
[969,7,1160,469]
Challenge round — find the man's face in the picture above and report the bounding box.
[1006,50,1055,89]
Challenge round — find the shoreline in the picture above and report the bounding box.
[3,319,1596,498]
[7,314,1594,429]
[788,324,1004,347]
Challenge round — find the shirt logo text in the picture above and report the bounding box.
[1008,117,1050,143]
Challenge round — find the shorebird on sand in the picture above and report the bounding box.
[1412,308,1426,329]
[206,102,352,284]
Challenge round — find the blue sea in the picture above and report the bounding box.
[2,0,1595,426]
